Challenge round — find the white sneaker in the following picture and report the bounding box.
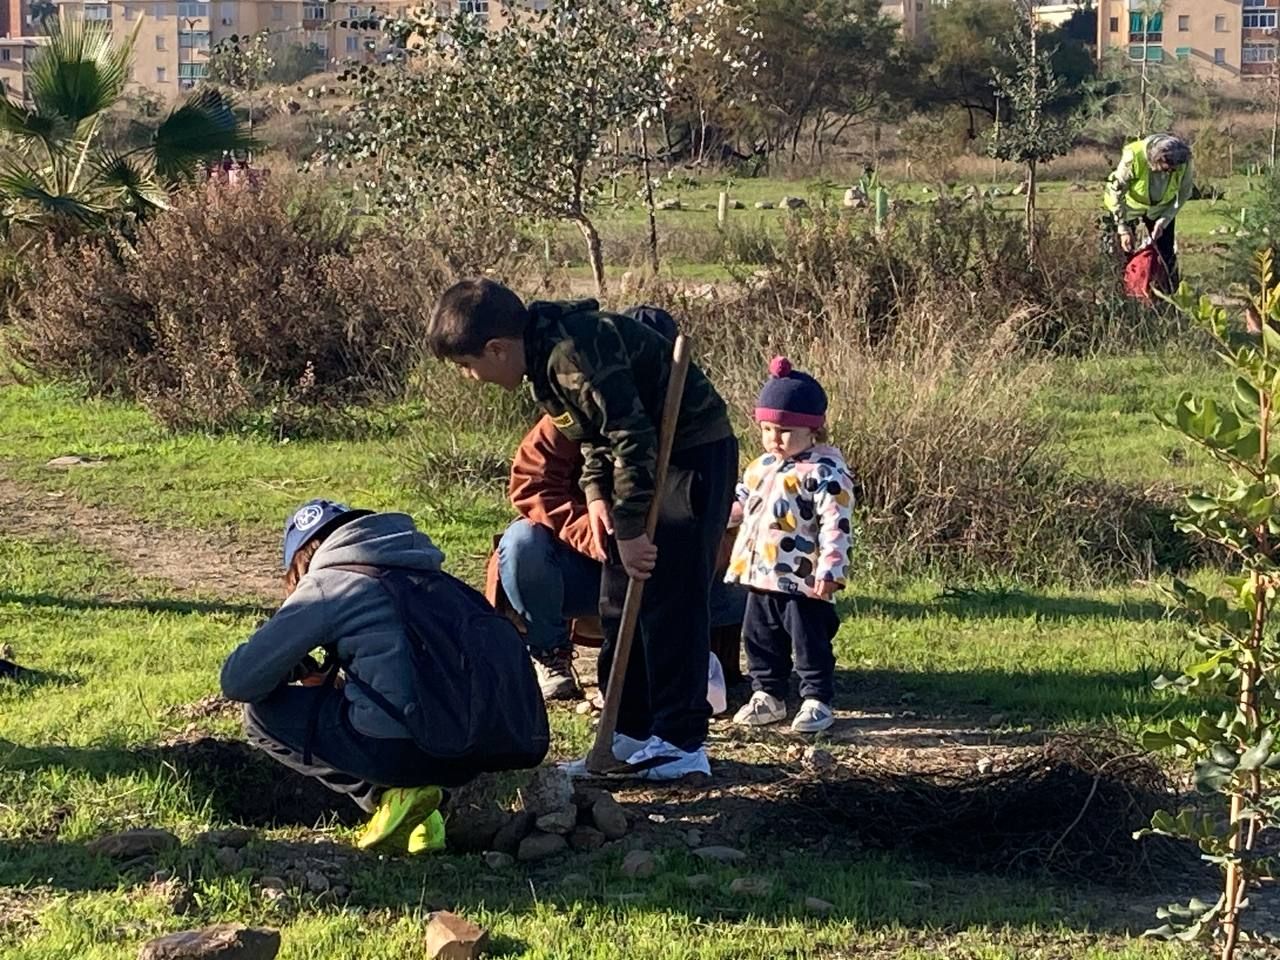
[732,691,787,727]
[559,733,653,778]
[624,737,711,781]
[791,699,834,733]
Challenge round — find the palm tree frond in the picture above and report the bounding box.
[0,95,70,149]
[94,152,170,213]
[0,159,103,225]
[151,88,256,183]
[28,20,133,128]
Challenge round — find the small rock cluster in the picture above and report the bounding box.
[448,768,637,865]
[508,789,631,863]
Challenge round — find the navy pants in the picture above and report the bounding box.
[243,685,433,813]
[597,435,738,752]
[742,589,838,704]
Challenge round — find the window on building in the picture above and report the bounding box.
[83,4,110,21]
[0,49,9,62]
[1215,15,1227,31]
[1128,44,1163,61]
[272,3,283,18]
[219,1,234,19]
[124,5,137,19]
[1244,43,1278,62]
[1109,16,1119,32]
[155,34,166,49]
[1245,0,1268,7]
[458,0,488,18]
[1215,47,1227,63]
[157,65,167,81]
[304,2,327,18]
[345,34,359,51]
[153,2,166,17]
[348,4,359,16]
[177,61,207,78]
[179,29,210,48]
[176,1,208,18]
[1243,11,1278,29]
[1178,15,1189,31]
[1175,46,1191,60]
[1129,11,1162,41]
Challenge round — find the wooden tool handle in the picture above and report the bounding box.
[586,335,692,774]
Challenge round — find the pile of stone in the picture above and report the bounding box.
[450,769,634,864]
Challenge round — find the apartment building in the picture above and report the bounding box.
[881,0,934,42]
[1096,0,1278,81]
[51,0,453,95]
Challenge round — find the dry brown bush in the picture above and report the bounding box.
[8,180,524,432]
[613,204,1189,580]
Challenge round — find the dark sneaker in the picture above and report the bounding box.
[532,647,581,701]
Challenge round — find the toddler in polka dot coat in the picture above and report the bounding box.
[725,357,854,734]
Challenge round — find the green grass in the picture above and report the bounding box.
[0,340,1235,958]
[0,534,1194,959]
[1033,347,1231,488]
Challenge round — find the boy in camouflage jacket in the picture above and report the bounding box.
[428,279,738,779]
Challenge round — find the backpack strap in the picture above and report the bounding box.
[320,562,416,734]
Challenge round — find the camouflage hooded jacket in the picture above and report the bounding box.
[523,299,733,542]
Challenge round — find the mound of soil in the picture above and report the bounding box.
[688,737,1202,884]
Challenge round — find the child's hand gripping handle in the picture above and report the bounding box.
[586,334,692,775]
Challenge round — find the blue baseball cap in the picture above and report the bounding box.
[282,499,371,569]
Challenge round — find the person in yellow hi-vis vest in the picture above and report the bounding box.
[1104,134,1193,283]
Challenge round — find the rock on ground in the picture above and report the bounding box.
[138,924,280,960]
[491,811,535,856]
[569,826,605,852]
[518,832,569,862]
[692,846,745,863]
[805,896,835,915]
[196,828,254,850]
[534,808,577,836]
[425,911,490,960]
[87,829,179,859]
[519,768,574,816]
[591,796,628,840]
[621,850,656,879]
[729,877,771,897]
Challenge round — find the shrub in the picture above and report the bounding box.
[8,181,523,432]
[617,204,1191,580]
[709,201,1178,356]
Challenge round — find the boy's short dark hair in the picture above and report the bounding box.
[428,279,530,359]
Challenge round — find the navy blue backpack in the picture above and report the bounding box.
[332,564,550,785]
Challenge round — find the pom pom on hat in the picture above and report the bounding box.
[755,356,827,429]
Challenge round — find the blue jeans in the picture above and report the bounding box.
[498,519,602,655]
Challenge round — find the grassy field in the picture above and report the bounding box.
[545,171,1254,283]
[0,331,1243,958]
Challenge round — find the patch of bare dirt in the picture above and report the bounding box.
[0,468,280,601]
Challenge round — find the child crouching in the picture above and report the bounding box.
[726,358,854,733]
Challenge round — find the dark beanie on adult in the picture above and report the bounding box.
[754,356,827,429]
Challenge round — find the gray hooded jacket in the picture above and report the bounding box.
[220,513,445,740]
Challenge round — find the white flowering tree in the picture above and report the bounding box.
[328,0,750,293]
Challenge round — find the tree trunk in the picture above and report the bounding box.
[640,121,660,274]
[612,131,621,203]
[1026,159,1038,260]
[575,215,607,296]
[1222,376,1272,960]
[1271,64,1280,169]
[659,108,674,173]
